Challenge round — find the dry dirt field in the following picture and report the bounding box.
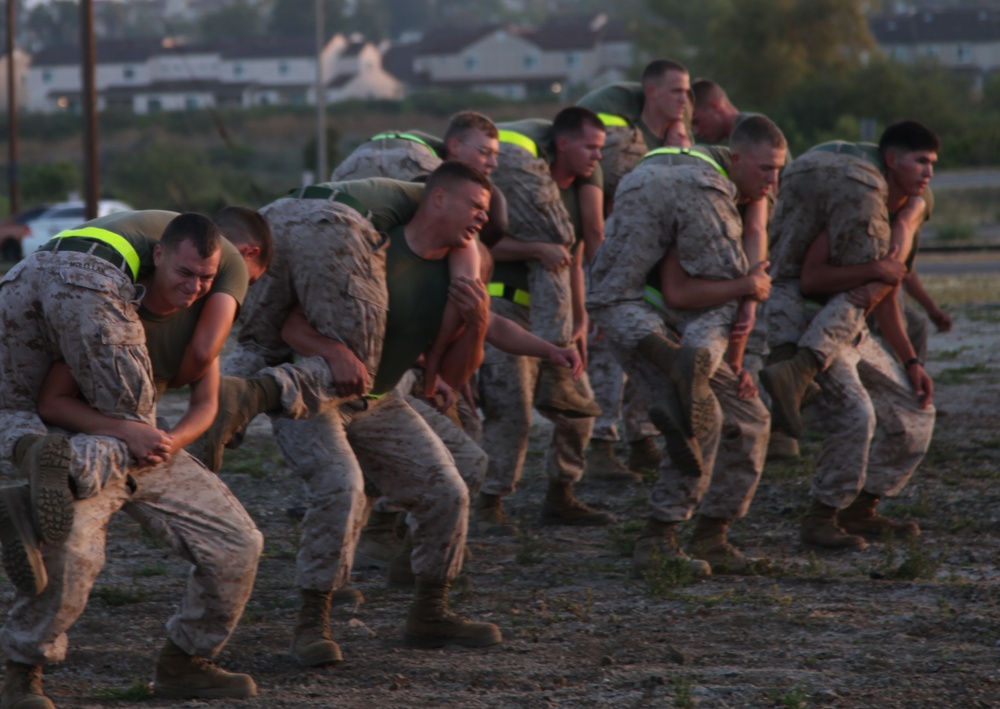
[2,270,999,709]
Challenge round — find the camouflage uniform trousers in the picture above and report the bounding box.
[593,301,770,522]
[767,282,868,371]
[0,449,262,665]
[0,251,157,495]
[270,392,467,591]
[597,125,647,206]
[809,330,934,509]
[491,143,575,346]
[330,139,442,182]
[588,320,656,443]
[478,298,594,497]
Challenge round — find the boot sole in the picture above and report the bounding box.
[292,642,344,667]
[647,407,705,480]
[673,347,716,440]
[30,436,74,546]
[402,629,502,649]
[759,367,804,440]
[0,487,47,596]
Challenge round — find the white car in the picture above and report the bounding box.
[20,199,133,256]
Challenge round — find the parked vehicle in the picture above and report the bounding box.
[0,204,54,261]
[19,200,133,257]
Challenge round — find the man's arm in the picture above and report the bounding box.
[904,269,952,332]
[741,198,768,268]
[800,230,905,297]
[570,243,588,365]
[165,359,220,452]
[661,250,771,310]
[491,235,571,272]
[280,305,370,397]
[169,292,238,388]
[578,183,604,263]
[871,286,934,408]
[437,276,490,389]
[487,312,584,378]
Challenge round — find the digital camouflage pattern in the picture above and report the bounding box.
[330,140,442,182]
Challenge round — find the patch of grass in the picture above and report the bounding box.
[770,686,810,708]
[965,306,1000,324]
[672,675,694,708]
[644,553,698,598]
[878,538,941,580]
[765,454,815,484]
[92,586,152,606]
[223,439,285,479]
[933,221,976,243]
[923,277,1000,308]
[133,564,168,578]
[515,531,544,565]
[887,491,932,518]
[96,679,154,701]
[805,552,828,578]
[929,347,968,362]
[947,514,989,533]
[935,363,992,385]
[609,520,644,556]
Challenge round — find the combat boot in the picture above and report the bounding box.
[15,434,74,546]
[2,661,53,709]
[539,482,615,526]
[472,493,518,537]
[0,486,47,596]
[766,428,800,461]
[331,587,365,606]
[403,578,502,649]
[686,515,754,575]
[636,333,715,439]
[632,518,711,579]
[800,500,867,551]
[585,440,641,484]
[354,511,404,569]
[291,589,343,667]
[200,374,282,471]
[838,491,920,539]
[534,361,601,418]
[647,405,705,481]
[153,639,257,699]
[627,436,663,474]
[760,347,820,439]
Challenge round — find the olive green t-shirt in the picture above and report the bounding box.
[369,225,451,395]
[312,178,424,234]
[77,210,176,281]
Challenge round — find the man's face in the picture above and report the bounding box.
[731,144,786,202]
[448,129,500,176]
[691,102,728,143]
[887,148,937,197]
[437,180,491,248]
[648,70,691,123]
[557,123,606,179]
[152,238,221,310]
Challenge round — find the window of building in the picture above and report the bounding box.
[42,70,52,83]
[566,53,578,67]
[234,63,244,77]
[465,55,479,71]
[958,44,972,62]
[123,66,134,80]
[524,54,538,70]
[279,61,289,76]
[186,96,200,109]
[148,98,162,112]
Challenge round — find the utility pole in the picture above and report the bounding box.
[81,0,98,219]
[315,0,327,182]
[6,0,18,215]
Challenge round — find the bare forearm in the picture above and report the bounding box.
[39,394,134,438]
[491,236,543,262]
[872,285,917,363]
[903,271,935,312]
[487,313,560,359]
[168,364,219,450]
[439,317,488,389]
[801,260,886,296]
[169,293,237,388]
[741,199,768,266]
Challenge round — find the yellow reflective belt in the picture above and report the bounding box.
[51,227,141,281]
[487,282,530,306]
[596,112,628,127]
[497,130,538,158]
[641,147,728,177]
[369,131,433,151]
[643,285,668,314]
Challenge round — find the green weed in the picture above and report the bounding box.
[97,679,154,701]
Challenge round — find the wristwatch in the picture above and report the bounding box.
[904,357,922,368]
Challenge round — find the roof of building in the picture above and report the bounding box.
[33,38,163,67]
[527,13,631,51]
[870,6,1000,44]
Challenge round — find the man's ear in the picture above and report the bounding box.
[153,242,163,266]
[883,148,899,171]
[238,244,261,263]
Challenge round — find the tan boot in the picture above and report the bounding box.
[760,348,820,439]
[2,661,53,709]
[153,639,257,699]
[199,374,282,471]
[800,500,867,551]
[766,428,801,461]
[636,333,715,439]
[472,493,518,537]
[403,578,502,649]
[838,491,920,539]
[534,361,601,418]
[331,587,364,606]
[291,590,343,667]
[586,440,641,484]
[0,486,47,596]
[632,519,711,579]
[627,437,663,473]
[647,405,705,481]
[539,482,615,526]
[685,515,753,575]
[16,435,74,546]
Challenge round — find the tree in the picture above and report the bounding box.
[197,0,266,41]
[24,0,79,50]
[268,0,344,38]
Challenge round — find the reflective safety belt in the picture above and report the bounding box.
[49,227,141,282]
[487,282,530,306]
[641,147,728,177]
[643,285,668,314]
[596,112,629,127]
[369,131,434,151]
[497,129,538,158]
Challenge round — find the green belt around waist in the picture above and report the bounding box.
[641,147,727,177]
[369,131,434,151]
[38,227,141,281]
[497,130,539,158]
[288,186,373,220]
[488,282,530,306]
[596,112,629,127]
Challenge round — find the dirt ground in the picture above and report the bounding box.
[2,293,1000,709]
